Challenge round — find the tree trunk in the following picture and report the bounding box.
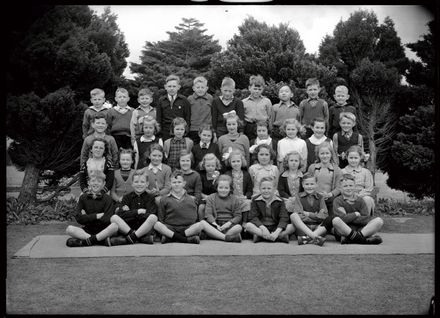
[17,164,40,204]
[369,138,376,185]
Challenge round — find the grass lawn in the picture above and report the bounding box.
[6,218,435,315]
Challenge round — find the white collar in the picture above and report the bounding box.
[148,163,162,171]
[140,135,156,142]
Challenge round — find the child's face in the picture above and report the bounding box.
[132,175,148,194]
[217,180,231,198]
[171,176,185,192]
[347,151,361,167]
[193,82,208,97]
[306,84,320,99]
[92,118,108,134]
[143,122,155,137]
[91,140,105,158]
[287,154,300,171]
[199,129,212,144]
[138,95,153,107]
[119,153,133,170]
[285,124,298,139]
[341,179,355,197]
[204,159,217,173]
[88,177,105,193]
[260,181,275,200]
[221,85,235,100]
[318,147,332,165]
[340,118,354,132]
[91,95,105,108]
[226,118,238,134]
[278,86,293,102]
[249,84,263,99]
[230,155,242,171]
[334,90,349,105]
[256,125,269,139]
[115,92,130,107]
[149,149,163,166]
[302,177,317,194]
[257,147,271,166]
[165,80,180,96]
[173,124,186,139]
[179,155,192,171]
[312,121,326,137]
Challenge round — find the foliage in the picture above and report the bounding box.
[375,197,435,216]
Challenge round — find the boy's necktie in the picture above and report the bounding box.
[170,96,174,107]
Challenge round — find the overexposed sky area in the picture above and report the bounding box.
[89,5,434,79]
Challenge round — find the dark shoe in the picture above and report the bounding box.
[297,235,313,245]
[161,235,172,244]
[199,231,208,240]
[253,234,262,243]
[66,238,83,247]
[138,235,154,244]
[98,237,112,247]
[225,233,242,243]
[364,235,383,245]
[187,235,200,244]
[276,234,290,244]
[110,236,128,246]
[313,236,326,247]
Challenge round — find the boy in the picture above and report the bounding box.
[153,170,203,244]
[80,112,119,167]
[107,87,133,150]
[242,75,272,142]
[130,88,157,144]
[211,77,245,138]
[245,177,291,243]
[332,174,383,244]
[66,170,118,247]
[156,75,191,141]
[328,85,357,137]
[82,88,111,139]
[299,78,329,138]
[271,85,299,141]
[187,76,213,144]
[191,125,221,170]
[109,171,158,245]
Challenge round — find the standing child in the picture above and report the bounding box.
[111,149,136,203]
[328,85,357,138]
[66,170,118,247]
[107,87,133,150]
[82,88,111,139]
[211,77,245,138]
[242,75,272,141]
[249,144,279,198]
[130,88,157,145]
[249,120,278,164]
[271,85,300,141]
[217,113,250,167]
[341,145,375,215]
[157,74,191,141]
[277,118,307,173]
[163,117,194,171]
[191,125,221,170]
[278,151,304,213]
[299,78,329,138]
[187,76,213,144]
[109,171,158,245]
[305,117,334,168]
[133,115,163,170]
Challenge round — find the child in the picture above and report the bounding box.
[191,125,221,170]
[130,88,157,144]
[66,170,118,247]
[341,146,375,215]
[305,117,334,168]
[249,144,279,198]
[133,115,163,170]
[198,153,222,199]
[187,76,213,144]
[163,117,194,171]
[271,85,300,140]
[242,75,273,141]
[276,118,307,172]
[328,85,357,138]
[80,112,119,168]
[107,87,133,150]
[217,113,250,167]
[79,137,114,195]
[249,120,278,163]
[211,77,245,138]
[177,150,202,209]
[109,171,158,245]
[153,170,203,244]
[332,112,365,168]
[299,78,329,138]
[332,174,383,244]
[245,177,291,243]
[111,149,136,203]
[82,88,111,139]
[157,75,191,141]
[307,142,342,214]
[278,151,303,212]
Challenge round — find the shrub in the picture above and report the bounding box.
[375,197,435,216]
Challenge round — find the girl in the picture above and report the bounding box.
[198,153,222,200]
[217,113,250,167]
[248,143,279,198]
[111,148,136,203]
[305,117,334,168]
[278,151,303,212]
[163,117,194,171]
[307,142,342,215]
[191,124,222,171]
[133,115,163,170]
[249,120,278,164]
[177,149,203,207]
[277,118,307,173]
[341,145,375,215]
[79,137,114,195]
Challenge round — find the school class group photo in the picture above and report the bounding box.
[69,73,384,249]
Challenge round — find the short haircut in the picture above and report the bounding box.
[224,113,243,129]
[132,169,148,182]
[138,88,153,97]
[166,74,180,84]
[335,85,349,94]
[279,85,292,93]
[119,148,135,163]
[146,143,164,166]
[252,143,276,164]
[249,74,265,87]
[339,112,356,124]
[193,76,208,86]
[280,118,301,137]
[171,117,188,135]
[311,117,326,128]
[315,141,336,164]
[90,137,108,156]
[92,112,107,123]
[305,78,320,88]
[221,77,235,88]
[199,153,222,171]
[301,172,317,183]
[214,174,233,194]
[255,120,270,134]
[341,173,355,183]
[282,151,303,171]
[226,149,247,168]
[115,87,129,96]
[149,143,164,155]
[171,169,185,180]
[90,88,105,98]
[88,169,106,181]
[346,145,364,158]
[198,124,214,137]
[259,176,275,187]
[177,149,194,167]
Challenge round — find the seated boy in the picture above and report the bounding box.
[66,170,118,247]
[109,171,158,245]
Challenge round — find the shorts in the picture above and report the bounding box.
[83,223,108,235]
[262,224,278,233]
[164,223,192,235]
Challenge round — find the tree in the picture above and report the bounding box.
[130,18,221,97]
